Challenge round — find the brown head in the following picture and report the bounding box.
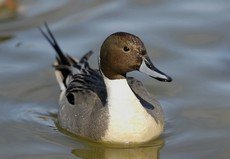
[100,32,172,82]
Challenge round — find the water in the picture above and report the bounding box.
[0,0,230,158]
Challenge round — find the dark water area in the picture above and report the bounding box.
[0,0,230,158]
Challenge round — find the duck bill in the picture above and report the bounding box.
[139,56,172,82]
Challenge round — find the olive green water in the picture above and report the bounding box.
[0,0,230,158]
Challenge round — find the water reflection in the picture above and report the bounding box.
[72,138,164,159]
[1,0,230,158]
[0,0,18,21]
[55,121,164,159]
[0,35,12,42]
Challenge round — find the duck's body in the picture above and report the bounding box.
[58,69,164,143]
[40,25,171,144]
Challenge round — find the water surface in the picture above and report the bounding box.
[0,0,230,158]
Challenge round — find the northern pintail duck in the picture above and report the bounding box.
[40,24,172,144]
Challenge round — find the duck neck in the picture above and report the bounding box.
[100,61,126,80]
[101,71,140,108]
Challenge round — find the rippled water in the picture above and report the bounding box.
[0,0,230,158]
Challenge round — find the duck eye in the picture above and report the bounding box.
[123,46,130,52]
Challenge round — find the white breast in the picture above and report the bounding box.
[101,76,163,143]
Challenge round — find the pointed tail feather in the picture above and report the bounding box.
[39,22,70,66]
[39,23,94,91]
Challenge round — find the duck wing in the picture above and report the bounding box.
[39,23,107,105]
[127,77,164,124]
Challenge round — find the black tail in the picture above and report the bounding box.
[39,22,71,66]
[39,23,93,90]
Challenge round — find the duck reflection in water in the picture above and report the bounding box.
[72,138,164,159]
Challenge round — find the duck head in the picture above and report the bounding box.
[100,32,172,82]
